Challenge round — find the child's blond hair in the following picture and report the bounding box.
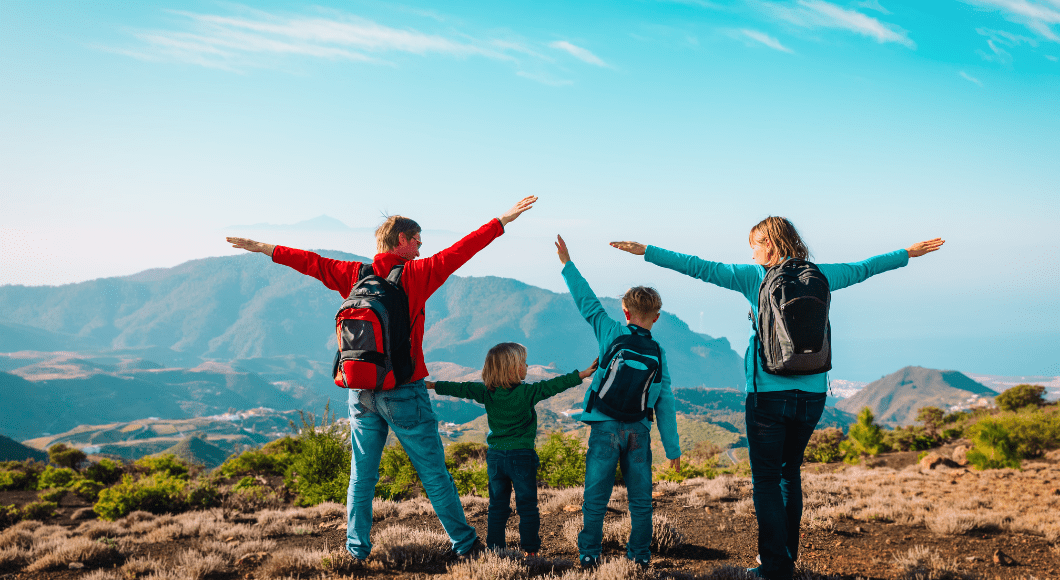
[748,216,811,264]
[622,286,662,318]
[482,342,527,391]
[375,215,422,254]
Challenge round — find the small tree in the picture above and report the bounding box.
[842,407,886,462]
[916,406,946,438]
[537,432,586,488]
[965,419,1020,470]
[48,444,87,470]
[805,427,846,463]
[996,384,1046,412]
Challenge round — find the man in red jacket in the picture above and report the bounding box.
[227,196,537,561]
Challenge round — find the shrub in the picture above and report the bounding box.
[445,441,488,468]
[537,432,585,488]
[67,479,104,502]
[449,460,489,497]
[965,420,1020,470]
[917,406,946,437]
[284,407,352,506]
[804,427,846,463]
[83,459,123,485]
[0,466,39,491]
[843,407,886,462]
[36,466,77,490]
[884,425,937,452]
[134,455,190,479]
[217,438,299,478]
[38,488,66,502]
[375,444,420,500]
[47,443,87,470]
[184,479,222,511]
[0,504,20,527]
[20,500,58,521]
[654,458,718,483]
[94,473,188,521]
[996,384,1046,412]
[996,409,1060,458]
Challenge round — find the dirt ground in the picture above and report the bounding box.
[3,448,1059,580]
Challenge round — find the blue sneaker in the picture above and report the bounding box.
[579,555,599,569]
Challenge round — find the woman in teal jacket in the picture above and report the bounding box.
[612,217,943,580]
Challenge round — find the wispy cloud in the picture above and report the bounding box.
[960,0,1060,42]
[110,6,608,83]
[761,0,915,48]
[960,70,984,85]
[548,41,609,67]
[740,29,795,52]
[853,0,891,14]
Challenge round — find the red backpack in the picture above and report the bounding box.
[331,264,415,390]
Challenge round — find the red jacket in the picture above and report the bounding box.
[272,218,505,383]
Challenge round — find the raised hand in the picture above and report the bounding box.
[555,234,571,265]
[499,196,539,226]
[609,241,646,256]
[906,238,945,258]
[226,237,276,257]
[578,358,599,380]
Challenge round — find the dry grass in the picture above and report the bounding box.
[682,475,746,507]
[24,536,119,572]
[0,528,34,550]
[370,524,450,569]
[892,545,976,580]
[257,546,330,579]
[75,519,128,540]
[301,501,345,519]
[175,548,229,580]
[461,493,491,514]
[0,545,29,573]
[540,487,584,514]
[561,517,581,548]
[446,549,531,580]
[373,498,399,520]
[398,496,436,518]
[120,555,161,578]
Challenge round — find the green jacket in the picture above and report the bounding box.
[434,371,583,450]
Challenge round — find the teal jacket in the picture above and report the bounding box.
[434,371,583,450]
[644,246,910,395]
[561,261,681,461]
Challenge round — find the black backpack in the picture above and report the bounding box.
[585,326,662,422]
[331,264,415,390]
[753,258,832,384]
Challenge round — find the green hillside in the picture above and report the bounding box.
[0,434,47,462]
[837,366,998,426]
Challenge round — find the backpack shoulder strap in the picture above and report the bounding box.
[386,264,404,285]
[358,263,374,281]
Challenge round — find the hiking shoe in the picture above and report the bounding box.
[628,557,650,570]
[579,554,600,569]
[456,538,486,561]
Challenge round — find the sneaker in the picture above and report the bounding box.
[579,554,600,569]
[628,558,650,570]
[746,566,765,579]
[456,538,486,561]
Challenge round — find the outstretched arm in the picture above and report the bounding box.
[613,240,761,297]
[499,196,538,227]
[227,237,276,258]
[907,238,945,258]
[558,236,622,342]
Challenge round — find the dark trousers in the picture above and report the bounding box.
[746,390,826,580]
[486,448,541,552]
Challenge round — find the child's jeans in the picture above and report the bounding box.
[578,420,654,563]
[486,448,541,552]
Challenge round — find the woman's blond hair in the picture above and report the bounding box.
[375,215,421,254]
[749,216,811,265]
[482,342,527,391]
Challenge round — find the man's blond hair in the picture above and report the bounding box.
[622,286,662,318]
[375,216,422,254]
[482,342,527,391]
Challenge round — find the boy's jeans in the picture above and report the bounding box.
[346,381,477,560]
[578,420,654,563]
[745,390,826,580]
[486,448,540,552]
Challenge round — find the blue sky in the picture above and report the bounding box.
[1,0,1058,381]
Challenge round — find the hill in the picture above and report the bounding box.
[836,366,998,426]
[153,436,231,469]
[0,434,48,462]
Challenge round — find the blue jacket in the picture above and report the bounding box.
[561,261,681,460]
[644,246,909,395]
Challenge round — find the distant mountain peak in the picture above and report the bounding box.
[837,365,997,426]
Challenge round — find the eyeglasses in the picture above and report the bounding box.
[412,236,423,247]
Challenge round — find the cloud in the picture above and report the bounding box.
[109,6,610,82]
[853,0,891,14]
[548,41,609,67]
[740,29,795,52]
[960,0,1060,42]
[960,70,984,85]
[762,0,915,48]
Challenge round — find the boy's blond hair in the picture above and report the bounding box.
[375,216,422,254]
[482,342,527,391]
[748,216,811,263]
[622,286,662,317]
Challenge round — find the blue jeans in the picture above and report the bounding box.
[486,449,540,552]
[346,381,477,559]
[745,390,826,580]
[578,420,654,563]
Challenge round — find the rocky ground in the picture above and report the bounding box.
[2,448,1059,579]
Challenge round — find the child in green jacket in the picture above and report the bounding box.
[427,343,597,555]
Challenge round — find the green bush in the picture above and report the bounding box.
[37,466,77,490]
[48,443,87,470]
[996,384,1047,412]
[804,427,846,463]
[184,479,222,510]
[966,420,1021,470]
[883,425,937,452]
[537,432,586,488]
[654,458,718,483]
[843,407,886,462]
[284,407,352,506]
[916,406,946,436]
[134,455,190,479]
[375,443,420,500]
[70,479,105,502]
[218,442,298,478]
[450,460,489,497]
[445,442,488,468]
[84,458,123,485]
[227,476,283,511]
[0,467,39,491]
[38,488,66,502]
[94,473,189,521]
[0,504,19,527]
[20,500,58,521]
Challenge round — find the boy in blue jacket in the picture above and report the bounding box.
[556,235,681,569]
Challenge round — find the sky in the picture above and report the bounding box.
[1,0,1058,382]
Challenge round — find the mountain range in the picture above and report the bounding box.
[836,366,998,426]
